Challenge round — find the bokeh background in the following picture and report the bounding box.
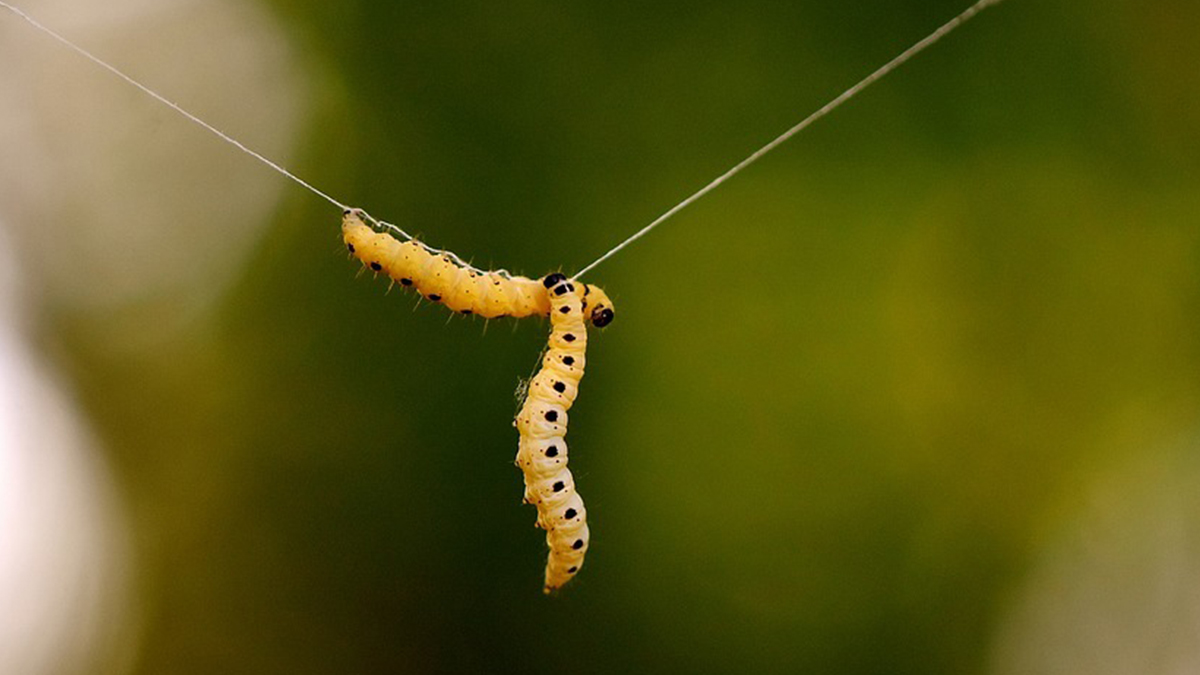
[2,0,1200,673]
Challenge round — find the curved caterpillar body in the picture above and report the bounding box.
[342,208,616,592]
[342,209,614,326]
[514,273,596,593]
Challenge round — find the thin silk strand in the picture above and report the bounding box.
[572,0,1007,279]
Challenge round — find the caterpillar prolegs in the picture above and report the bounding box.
[341,209,615,591]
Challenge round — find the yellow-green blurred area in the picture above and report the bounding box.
[2,0,1200,673]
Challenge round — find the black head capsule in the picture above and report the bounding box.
[591,307,615,327]
[543,273,567,289]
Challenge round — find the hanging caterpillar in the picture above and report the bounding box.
[514,274,594,592]
[341,208,615,326]
[341,208,616,591]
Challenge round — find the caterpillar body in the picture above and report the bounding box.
[514,274,594,593]
[342,209,615,326]
[341,209,616,592]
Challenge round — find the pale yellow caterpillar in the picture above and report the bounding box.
[341,209,615,325]
[514,274,599,592]
[342,209,615,591]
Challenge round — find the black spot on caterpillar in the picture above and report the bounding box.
[514,281,594,593]
[342,209,616,324]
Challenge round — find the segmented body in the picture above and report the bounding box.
[342,209,615,592]
[342,209,615,324]
[514,274,590,592]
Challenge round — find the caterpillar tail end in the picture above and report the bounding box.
[341,206,367,227]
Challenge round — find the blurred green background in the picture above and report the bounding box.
[12,0,1200,673]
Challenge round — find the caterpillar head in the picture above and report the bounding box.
[541,274,616,326]
[583,285,615,327]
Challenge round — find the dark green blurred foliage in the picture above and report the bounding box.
[52,0,1200,673]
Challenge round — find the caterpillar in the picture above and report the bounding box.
[341,209,615,326]
[514,274,595,592]
[342,208,616,591]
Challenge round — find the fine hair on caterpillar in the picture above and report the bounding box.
[342,208,616,325]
